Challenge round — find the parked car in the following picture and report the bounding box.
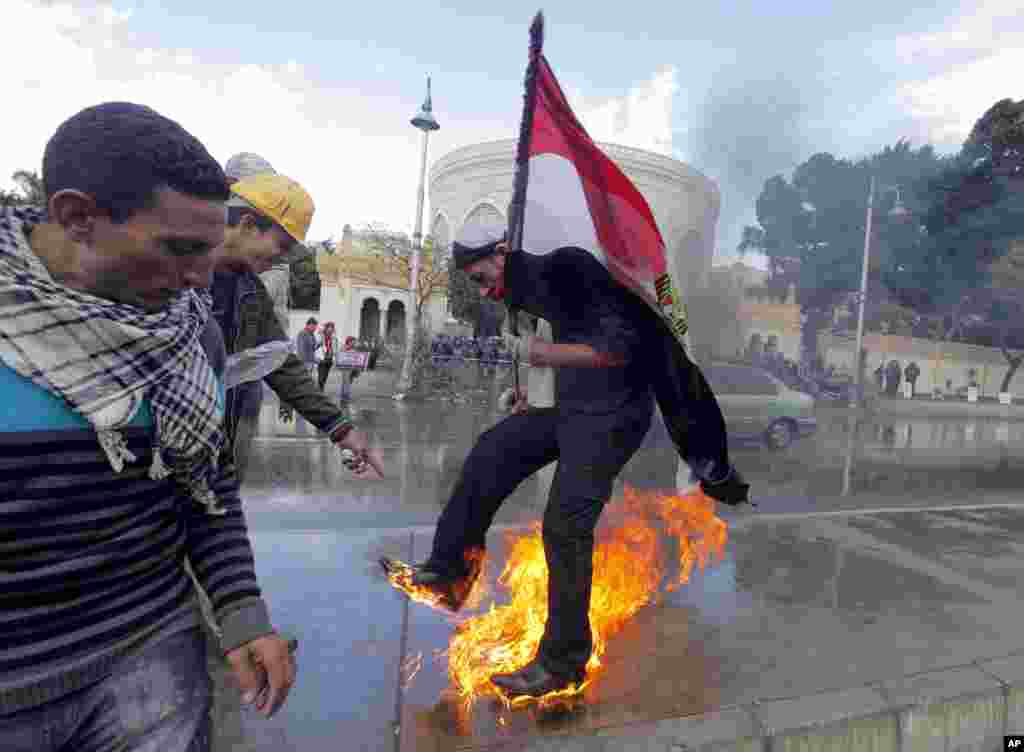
[704,363,818,449]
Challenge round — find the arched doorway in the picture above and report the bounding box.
[461,203,504,234]
[359,298,381,343]
[386,300,406,344]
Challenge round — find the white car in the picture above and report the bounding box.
[704,363,818,449]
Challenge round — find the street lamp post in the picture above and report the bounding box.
[850,177,910,407]
[397,77,440,395]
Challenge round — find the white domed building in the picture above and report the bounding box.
[428,139,721,311]
[297,140,722,344]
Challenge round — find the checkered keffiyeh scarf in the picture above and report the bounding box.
[0,205,227,514]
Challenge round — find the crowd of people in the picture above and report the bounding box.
[293,317,382,403]
[430,333,514,364]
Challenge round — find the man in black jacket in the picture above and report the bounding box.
[405,219,746,699]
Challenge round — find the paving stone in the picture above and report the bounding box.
[880,666,1005,752]
[623,706,763,752]
[755,685,890,736]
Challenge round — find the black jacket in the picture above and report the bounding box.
[504,247,734,489]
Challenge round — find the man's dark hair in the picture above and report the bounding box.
[306,317,318,326]
[43,102,230,223]
[226,205,275,232]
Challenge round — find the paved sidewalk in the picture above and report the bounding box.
[212,497,1024,751]
[391,504,1024,751]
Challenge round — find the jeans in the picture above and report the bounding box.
[338,371,354,403]
[0,629,211,752]
[429,399,653,678]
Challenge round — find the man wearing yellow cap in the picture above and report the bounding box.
[211,173,385,482]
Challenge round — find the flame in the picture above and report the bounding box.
[383,548,488,614]
[445,486,727,711]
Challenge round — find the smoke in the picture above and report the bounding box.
[683,70,822,260]
[576,67,679,157]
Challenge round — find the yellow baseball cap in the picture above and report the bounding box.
[229,173,314,244]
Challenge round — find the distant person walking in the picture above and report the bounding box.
[338,336,360,403]
[904,361,920,395]
[316,322,338,391]
[296,317,319,380]
[885,360,902,397]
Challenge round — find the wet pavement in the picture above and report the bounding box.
[219,368,1024,751]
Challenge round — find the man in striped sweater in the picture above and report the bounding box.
[0,102,294,751]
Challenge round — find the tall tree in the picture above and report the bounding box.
[446,261,506,336]
[289,252,321,311]
[359,223,449,326]
[358,224,450,392]
[741,142,951,359]
[876,99,1024,390]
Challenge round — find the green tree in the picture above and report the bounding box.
[289,252,321,310]
[359,224,451,393]
[446,262,479,325]
[359,224,448,323]
[446,260,506,336]
[740,141,951,359]
[886,102,1023,317]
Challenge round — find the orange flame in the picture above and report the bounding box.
[445,486,727,711]
[383,548,488,614]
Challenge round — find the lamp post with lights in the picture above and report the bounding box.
[397,77,440,395]
[850,176,911,406]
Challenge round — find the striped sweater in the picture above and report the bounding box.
[0,317,273,716]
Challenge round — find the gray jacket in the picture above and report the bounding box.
[296,329,318,365]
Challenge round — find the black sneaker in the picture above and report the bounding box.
[700,466,752,506]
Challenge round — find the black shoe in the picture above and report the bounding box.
[490,659,585,699]
[700,466,753,506]
[392,559,480,613]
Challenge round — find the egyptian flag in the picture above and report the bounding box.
[506,12,750,504]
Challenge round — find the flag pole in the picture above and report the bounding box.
[506,10,545,396]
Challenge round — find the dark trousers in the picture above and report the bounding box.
[429,398,653,678]
[317,360,333,391]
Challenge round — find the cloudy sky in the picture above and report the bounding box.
[5,0,1021,262]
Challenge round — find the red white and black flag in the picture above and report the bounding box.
[505,12,751,506]
[506,11,690,345]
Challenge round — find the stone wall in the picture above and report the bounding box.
[820,331,1023,396]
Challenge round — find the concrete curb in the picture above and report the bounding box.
[505,650,1024,752]
[821,398,1024,422]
